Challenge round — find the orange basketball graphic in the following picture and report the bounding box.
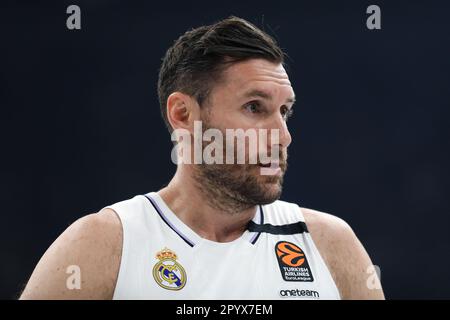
[276,241,305,267]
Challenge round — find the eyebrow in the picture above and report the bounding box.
[243,89,296,104]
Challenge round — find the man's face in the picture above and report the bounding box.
[194,58,295,208]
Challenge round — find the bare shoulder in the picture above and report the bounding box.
[20,208,123,300]
[301,207,385,300]
[301,207,352,239]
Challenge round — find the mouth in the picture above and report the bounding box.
[258,160,280,167]
[258,161,284,176]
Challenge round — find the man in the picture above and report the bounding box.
[21,16,384,300]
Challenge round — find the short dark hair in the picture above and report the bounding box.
[157,16,286,133]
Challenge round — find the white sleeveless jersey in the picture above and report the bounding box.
[104,192,341,300]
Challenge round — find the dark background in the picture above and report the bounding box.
[1,0,449,299]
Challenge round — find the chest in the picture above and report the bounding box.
[123,234,338,299]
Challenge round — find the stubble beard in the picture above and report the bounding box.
[191,119,288,214]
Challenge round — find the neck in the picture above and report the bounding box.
[158,166,257,243]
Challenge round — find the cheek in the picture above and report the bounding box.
[208,102,248,129]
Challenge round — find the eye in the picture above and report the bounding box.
[244,101,262,114]
[281,105,294,121]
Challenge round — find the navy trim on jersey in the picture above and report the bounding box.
[143,194,195,247]
[250,205,264,245]
[247,220,309,235]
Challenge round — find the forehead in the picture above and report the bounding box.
[220,59,293,98]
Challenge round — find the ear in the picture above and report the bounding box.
[166,92,200,133]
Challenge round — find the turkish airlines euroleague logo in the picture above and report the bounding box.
[275,241,314,282]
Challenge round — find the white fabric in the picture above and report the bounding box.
[105,192,341,300]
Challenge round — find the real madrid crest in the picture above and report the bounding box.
[152,247,187,290]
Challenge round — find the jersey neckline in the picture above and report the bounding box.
[144,192,263,247]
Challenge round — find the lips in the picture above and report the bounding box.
[258,160,286,177]
[258,161,283,169]
[259,162,273,168]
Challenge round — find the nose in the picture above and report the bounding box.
[272,114,292,149]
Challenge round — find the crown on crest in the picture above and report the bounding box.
[156,247,177,260]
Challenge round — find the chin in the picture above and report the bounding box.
[252,172,284,199]
[257,184,283,204]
